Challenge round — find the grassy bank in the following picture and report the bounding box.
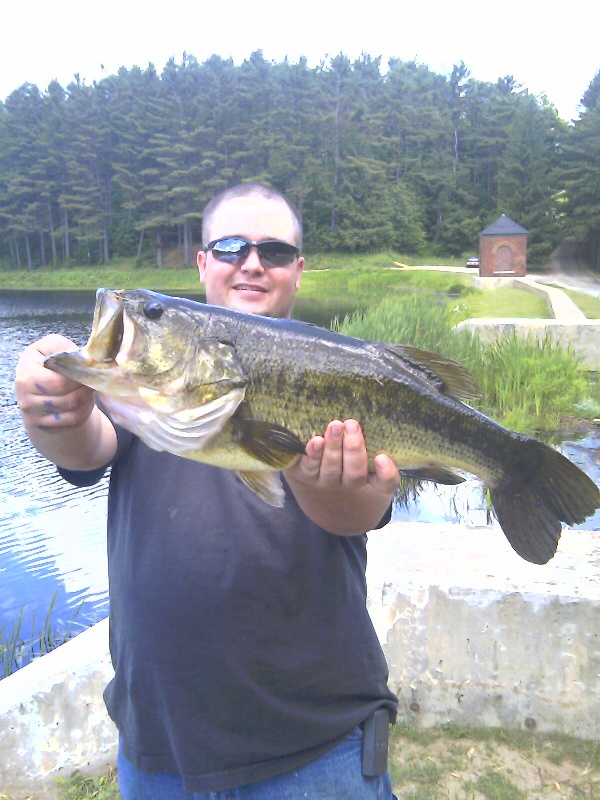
[0,263,202,292]
[1,258,598,318]
[0,250,464,289]
[18,724,596,799]
[389,724,600,800]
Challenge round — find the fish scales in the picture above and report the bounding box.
[45,288,600,565]
[230,327,512,485]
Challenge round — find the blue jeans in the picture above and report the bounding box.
[117,727,395,799]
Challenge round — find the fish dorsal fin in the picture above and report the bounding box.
[234,417,306,469]
[382,343,481,401]
[237,470,286,507]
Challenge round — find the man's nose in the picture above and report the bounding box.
[239,245,265,272]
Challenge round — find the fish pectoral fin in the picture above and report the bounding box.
[400,466,465,485]
[383,343,481,401]
[234,418,306,469]
[237,470,286,507]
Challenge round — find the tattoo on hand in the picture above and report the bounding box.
[43,398,61,421]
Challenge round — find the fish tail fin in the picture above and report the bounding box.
[490,438,600,564]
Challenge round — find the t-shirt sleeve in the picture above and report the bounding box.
[57,413,133,487]
[58,463,110,487]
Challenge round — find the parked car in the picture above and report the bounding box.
[466,256,480,268]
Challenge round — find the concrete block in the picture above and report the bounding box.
[366,522,600,738]
[0,617,116,799]
[455,318,600,370]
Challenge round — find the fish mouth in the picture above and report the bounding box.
[45,289,126,379]
[86,288,126,364]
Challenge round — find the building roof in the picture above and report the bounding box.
[480,214,528,236]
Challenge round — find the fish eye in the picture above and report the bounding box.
[143,300,164,320]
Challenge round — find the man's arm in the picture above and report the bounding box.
[284,419,399,535]
[14,334,118,471]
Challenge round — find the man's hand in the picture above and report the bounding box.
[284,419,399,535]
[289,419,399,494]
[15,335,96,430]
[14,334,117,471]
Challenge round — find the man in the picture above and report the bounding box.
[15,183,400,799]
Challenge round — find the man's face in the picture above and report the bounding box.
[197,195,305,319]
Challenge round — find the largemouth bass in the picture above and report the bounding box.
[45,288,600,565]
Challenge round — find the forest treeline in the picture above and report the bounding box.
[1,51,599,271]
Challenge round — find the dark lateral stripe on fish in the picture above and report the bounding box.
[400,466,465,485]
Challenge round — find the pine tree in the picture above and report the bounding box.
[561,71,600,269]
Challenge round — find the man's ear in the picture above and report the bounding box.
[197,250,207,284]
[295,256,305,290]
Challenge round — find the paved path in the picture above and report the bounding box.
[534,240,600,297]
[532,269,600,299]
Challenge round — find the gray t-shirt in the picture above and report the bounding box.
[61,425,397,792]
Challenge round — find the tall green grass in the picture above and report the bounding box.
[334,294,599,434]
[457,286,551,320]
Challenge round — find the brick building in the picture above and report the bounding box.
[479,215,528,277]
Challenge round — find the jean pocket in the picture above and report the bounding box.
[345,725,364,741]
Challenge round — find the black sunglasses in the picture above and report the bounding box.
[205,237,300,268]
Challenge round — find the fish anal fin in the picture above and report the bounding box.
[237,470,286,507]
[235,417,306,469]
[383,343,481,401]
[401,466,465,485]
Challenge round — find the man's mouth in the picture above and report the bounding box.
[233,284,267,293]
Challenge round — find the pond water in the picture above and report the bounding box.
[1,289,599,672]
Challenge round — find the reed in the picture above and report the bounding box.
[0,594,84,679]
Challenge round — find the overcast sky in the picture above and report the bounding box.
[2,0,598,122]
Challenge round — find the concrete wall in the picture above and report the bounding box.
[367,524,600,739]
[0,618,116,799]
[2,522,600,798]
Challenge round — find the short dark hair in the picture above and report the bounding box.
[202,183,303,250]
